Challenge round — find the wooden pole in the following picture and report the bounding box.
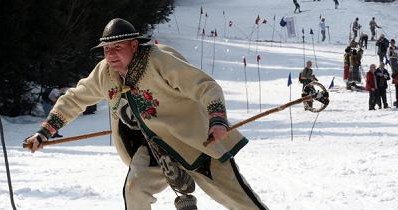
[23,130,112,149]
[203,95,313,147]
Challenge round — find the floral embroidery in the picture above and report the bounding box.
[108,87,119,100]
[131,88,159,120]
[125,45,153,88]
[207,99,226,118]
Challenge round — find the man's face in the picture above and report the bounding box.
[104,40,137,73]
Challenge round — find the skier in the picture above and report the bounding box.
[376,34,390,65]
[365,64,378,110]
[369,17,381,41]
[375,63,390,109]
[293,0,302,13]
[319,18,327,42]
[299,60,318,110]
[352,17,361,42]
[387,39,398,107]
[24,18,269,210]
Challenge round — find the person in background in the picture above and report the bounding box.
[319,18,327,42]
[299,60,318,110]
[375,63,390,109]
[365,64,377,110]
[24,18,269,210]
[293,0,302,13]
[352,17,361,42]
[388,39,398,107]
[369,17,381,41]
[376,34,390,65]
[41,84,68,138]
[359,32,368,49]
[333,0,339,9]
[344,46,352,88]
[349,48,363,89]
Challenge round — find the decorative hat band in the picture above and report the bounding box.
[99,32,140,42]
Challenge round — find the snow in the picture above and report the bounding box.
[1,0,398,209]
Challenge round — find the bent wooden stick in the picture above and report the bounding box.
[22,130,112,149]
[203,95,313,147]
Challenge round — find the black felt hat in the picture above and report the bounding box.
[93,18,150,49]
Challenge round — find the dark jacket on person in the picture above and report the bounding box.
[375,67,390,89]
[376,38,389,55]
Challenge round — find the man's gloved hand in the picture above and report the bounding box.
[24,133,48,153]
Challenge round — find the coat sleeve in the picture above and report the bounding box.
[152,48,228,127]
[38,61,107,138]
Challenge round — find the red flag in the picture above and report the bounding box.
[243,57,247,67]
[229,20,233,27]
[214,29,218,37]
[256,55,261,63]
[200,6,203,14]
[255,15,260,25]
[262,19,267,24]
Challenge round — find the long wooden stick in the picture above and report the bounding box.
[22,130,112,149]
[203,95,313,147]
[23,92,318,149]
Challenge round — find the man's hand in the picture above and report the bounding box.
[24,133,47,153]
[209,125,228,142]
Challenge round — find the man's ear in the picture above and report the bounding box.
[130,40,139,51]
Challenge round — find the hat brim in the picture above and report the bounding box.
[91,36,151,50]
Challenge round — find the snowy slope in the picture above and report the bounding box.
[1,0,398,209]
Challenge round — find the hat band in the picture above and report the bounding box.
[99,32,140,42]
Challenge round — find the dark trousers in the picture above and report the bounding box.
[395,85,398,106]
[371,28,376,40]
[321,30,326,42]
[378,53,387,64]
[294,4,301,13]
[369,91,377,110]
[376,88,388,108]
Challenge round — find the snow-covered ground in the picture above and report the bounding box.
[1,0,398,209]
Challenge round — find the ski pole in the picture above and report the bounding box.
[1,117,18,210]
[22,130,112,149]
[203,82,329,147]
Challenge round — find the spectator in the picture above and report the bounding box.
[376,34,390,64]
[349,48,363,89]
[388,39,398,107]
[365,64,378,110]
[375,63,390,109]
[344,46,351,85]
[299,60,318,110]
